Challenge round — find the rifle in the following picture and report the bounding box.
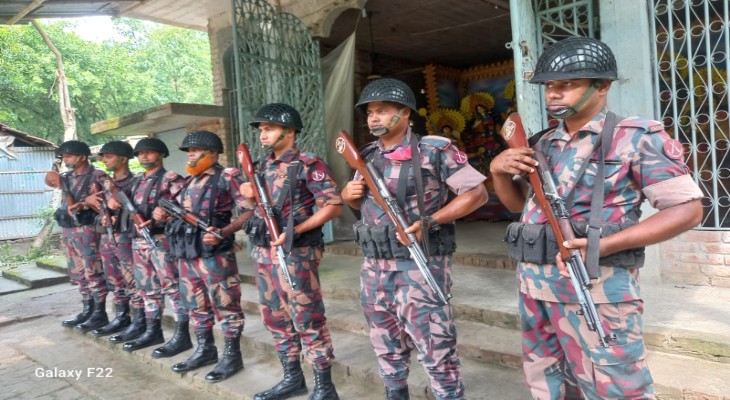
[99,178,118,246]
[158,198,224,240]
[500,113,614,348]
[335,130,451,306]
[58,170,80,226]
[114,190,159,248]
[237,143,296,290]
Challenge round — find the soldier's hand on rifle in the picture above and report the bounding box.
[153,206,170,222]
[203,227,222,245]
[135,219,152,235]
[400,221,424,246]
[555,237,589,279]
[67,201,88,212]
[271,231,287,247]
[342,177,367,201]
[240,182,255,199]
[489,147,538,177]
[85,191,103,211]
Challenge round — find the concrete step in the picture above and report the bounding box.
[237,253,730,366]
[1,263,68,289]
[84,307,530,400]
[35,255,68,274]
[0,276,30,296]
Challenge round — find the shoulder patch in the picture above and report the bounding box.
[617,117,665,134]
[419,135,452,150]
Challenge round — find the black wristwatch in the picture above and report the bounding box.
[423,215,440,232]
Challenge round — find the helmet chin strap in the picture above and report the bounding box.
[370,108,405,137]
[545,84,598,119]
[262,129,288,153]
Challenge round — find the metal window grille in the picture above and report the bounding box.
[534,0,596,45]
[650,0,729,229]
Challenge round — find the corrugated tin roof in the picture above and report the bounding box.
[0,124,55,148]
[0,0,209,31]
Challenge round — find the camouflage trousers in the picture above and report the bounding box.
[360,258,464,400]
[132,235,186,321]
[99,233,142,308]
[62,226,107,302]
[520,292,655,399]
[178,250,244,338]
[256,259,334,369]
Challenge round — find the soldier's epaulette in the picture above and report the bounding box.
[223,167,241,177]
[297,152,321,165]
[616,117,665,134]
[419,135,452,150]
[164,170,181,181]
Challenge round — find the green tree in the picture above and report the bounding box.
[0,18,213,145]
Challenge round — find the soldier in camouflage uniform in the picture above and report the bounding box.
[342,79,488,400]
[48,140,109,330]
[489,37,703,399]
[108,138,191,360]
[241,103,343,400]
[156,130,247,383]
[83,141,143,336]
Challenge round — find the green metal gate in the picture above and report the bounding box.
[230,0,326,161]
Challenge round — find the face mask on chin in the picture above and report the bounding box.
[185,151,215,176]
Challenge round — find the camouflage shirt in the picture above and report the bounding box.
[519,108,703,303]
[247,147,342,264]
[132,168,184,225]
[355,128,486,271]
[175,164,247,222]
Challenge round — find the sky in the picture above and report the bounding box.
[61,16,120,42]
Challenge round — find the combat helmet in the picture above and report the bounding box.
[530,36,618,84]
[133,137,169,158]
[179,131,224,153]
[98,140,134,158]
[249,103,303,133]
[355,78,418,113]
[56,140,91,157]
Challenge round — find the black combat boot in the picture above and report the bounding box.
[122,318,164,351]
[151,319,192,358]
[385,387,410,400]
[61,298,93,327]
[308,365,339,400]
[76,299,109,333]
[171,329,218,373]
[92,301,130,336]
[254,355,307,400]
[109,307,146,343]
[205,334,243,383]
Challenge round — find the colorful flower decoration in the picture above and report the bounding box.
[460,92,496,120]
[428,108,467,136]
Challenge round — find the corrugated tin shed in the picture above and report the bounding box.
[0,124,56,240]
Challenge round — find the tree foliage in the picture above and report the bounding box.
[0,18,213,145]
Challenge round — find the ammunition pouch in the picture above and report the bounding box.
[505,221,645,268]
[243,215,324,249]
[353,221,456,259]
[165,212,233,259]
[54,207,96,228]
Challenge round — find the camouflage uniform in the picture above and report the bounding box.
[96,172,143,311]
[247,147,342,368]
[355,129,486,400]
[60,166,109,303]
[175,165,246,337]
[131,169,187,321]
[518,109,703,399]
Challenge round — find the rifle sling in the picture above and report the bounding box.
[284,161,302,253]
[410,134,431,257]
